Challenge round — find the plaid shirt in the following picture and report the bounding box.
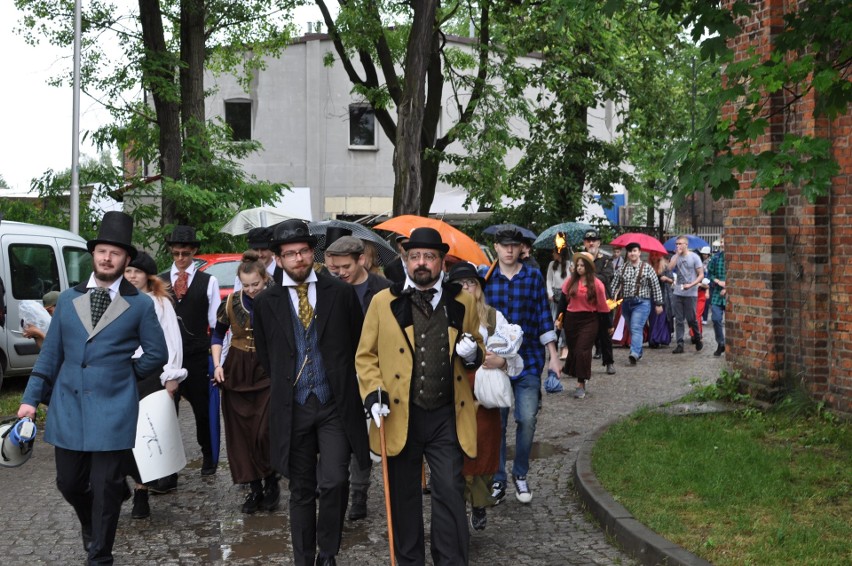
[611,261,663,306]
[481,263,556,380]
[706,252,727,307]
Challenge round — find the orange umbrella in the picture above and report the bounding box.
[374,215,489,265]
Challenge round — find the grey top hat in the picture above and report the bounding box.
[271,219,318,249]
[247,227,272,250]
[87,211,138,259]
[401,227,450,254]
[129,251,158,276]
[165,225,200,248]
[325,236,365,256]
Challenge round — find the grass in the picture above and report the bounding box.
[592,408,852,565]
[0,378,46,422]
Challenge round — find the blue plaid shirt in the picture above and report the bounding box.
[481,263,556,380]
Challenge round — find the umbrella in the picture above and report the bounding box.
[610,233,667,255]
[483,223,538,241]
[532,222,593,250]
[207,356,221,468]
[544,369,563,393]
[662,235,711,253]
[308,220,398,266]
[373,215,489,265]
[219,207,294,235]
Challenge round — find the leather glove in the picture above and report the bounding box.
[456,335,477,362]
[371,403,390,428]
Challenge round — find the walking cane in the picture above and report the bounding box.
[377,387,395,566]
[483,259,498,282]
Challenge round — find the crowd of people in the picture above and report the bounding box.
[16,211,727,566]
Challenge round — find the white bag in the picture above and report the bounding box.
[19,300,52,334]
[474,323,523,409]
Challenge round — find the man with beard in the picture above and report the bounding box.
[356,227,484,566]
[18,211,168,564]
[253,219,369,566]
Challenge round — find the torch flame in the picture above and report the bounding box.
[554,232,567,253]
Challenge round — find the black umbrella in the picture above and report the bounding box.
[308,220,397,266]
[483,223,538,241]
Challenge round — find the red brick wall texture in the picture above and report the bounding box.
[722,0,851,416]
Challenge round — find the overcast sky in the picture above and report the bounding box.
[0,2,328,193]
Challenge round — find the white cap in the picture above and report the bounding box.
[699,246,711,254]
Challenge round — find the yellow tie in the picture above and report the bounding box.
[296,283,313,328]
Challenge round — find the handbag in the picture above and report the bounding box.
[474,322,523,409]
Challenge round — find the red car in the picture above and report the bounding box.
[194,253,242,301]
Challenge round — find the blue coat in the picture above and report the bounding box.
[22,279,168,452]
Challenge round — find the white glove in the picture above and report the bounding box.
[371,403,390,428]
[456,335,477,362]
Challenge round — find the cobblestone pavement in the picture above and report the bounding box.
[1,334,724,565]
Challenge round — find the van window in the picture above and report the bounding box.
[64,247,93,287]
[9,244,61,300]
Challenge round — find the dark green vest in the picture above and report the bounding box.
[410,299,453,410]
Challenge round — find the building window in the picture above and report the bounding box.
[225,100,252,141]
[349,104,377,149]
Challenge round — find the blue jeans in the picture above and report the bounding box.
[622,298,651,360]
[494,372,542,484]
[711,303,725,346]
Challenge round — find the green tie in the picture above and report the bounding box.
[296,283,313,329]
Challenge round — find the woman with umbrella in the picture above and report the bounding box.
[556,252,612,399]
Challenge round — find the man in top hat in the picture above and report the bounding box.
[582,229,616,375]
[325,235,391,521]
[253,219,369,566]
[234,226,276,292]
[481,227,561,506]
[356,226,484,566]
[18,211,168,564]
[158,225,221,485]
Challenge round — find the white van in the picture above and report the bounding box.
[0,221,93,391]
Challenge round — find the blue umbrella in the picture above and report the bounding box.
[208,356,221,467]
[483,223,538,241]
[532,222,593,250]
[663,235,711,253]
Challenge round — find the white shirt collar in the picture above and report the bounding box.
[85,273,123,299]
[403,275,443,308]
[281,268,319,287]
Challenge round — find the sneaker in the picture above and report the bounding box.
[242,489,263,514]
[573,386,586,399]
[490,481,506,505]
[131,489,150,519]
[513,475,532,503]
[606,364,616,375]
[628,354,637,365]
[714,345,725,357]
[672,344,684,354]
[469,507,487,531]
[695,337,703,351]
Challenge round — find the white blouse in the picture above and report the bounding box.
[133,293,188,386]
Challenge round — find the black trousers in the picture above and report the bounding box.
[595,311,614,365]
[387,403,468,566]
[55,447,126,565]
[174,350,212,458]
[289,394,351,566]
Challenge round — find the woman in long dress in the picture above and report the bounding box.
[211,250,278,514]
[546,246,571,359]
[123,252,188,519]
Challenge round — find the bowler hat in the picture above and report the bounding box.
[129,251,158,276]
[447,261,485,287]
[165,225,200,248]
[326,236,364,256]
[401,227,449,254]
[324,226,353,250]
[583,229,601,241]
[572,251,597,271]
[494,228,523,245]
[247,227,272,250]
[271,219,317,249]
[87,211,138,259]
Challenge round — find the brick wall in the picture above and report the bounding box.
[723,0,851,416]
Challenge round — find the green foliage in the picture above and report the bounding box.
[686,369,750,404]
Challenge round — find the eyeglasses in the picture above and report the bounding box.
[406,252,439,262]
[459,278,479,288]
[171,251,193,258]
[280,247,312,261]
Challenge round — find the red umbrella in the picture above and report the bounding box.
[610,233,667,255]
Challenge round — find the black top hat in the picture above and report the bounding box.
[165,225,200,248]
[128,251,158,276]
[401,227,450,254]
[247,227,272,250]
[494,228,523,245]
[324,226,353,250]
[271,219,318,249]
[583,229,601,241]
[447,261,485,287]
[87,211,138,259]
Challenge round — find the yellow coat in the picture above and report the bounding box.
[356,282,484,458]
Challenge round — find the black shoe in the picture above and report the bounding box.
[316,554,337,566]
[82,525,93,553]
[242,489,264,514]
[132,489,150,519]
[606,364,616,375]
[490,481,506,505]
[122,481,132,502]
[469,506,487,531]
[714,345,725,357]
[628,354,637,365]
[695,337,703,351]
[260,477,281,512]
[673,344,684,354]
[348,490,367,521]
[149,473,178,495]
[201,456,217,476]
[593,351,602,359]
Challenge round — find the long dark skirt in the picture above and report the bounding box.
[563,311,599,382]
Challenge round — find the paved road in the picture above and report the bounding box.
[1,335,724,565]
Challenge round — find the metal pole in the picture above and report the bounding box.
[69,0,82,234]
[690,56,697,235]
